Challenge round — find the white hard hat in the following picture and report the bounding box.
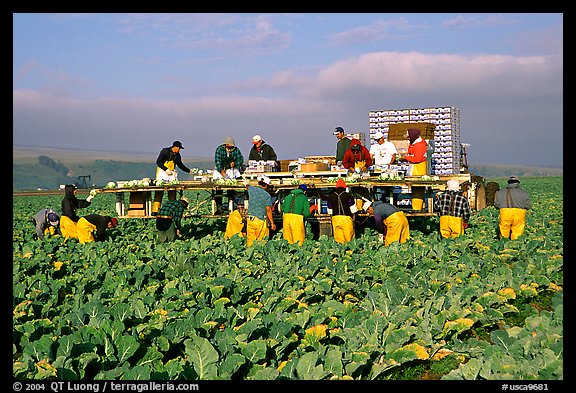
[373,131,384,140]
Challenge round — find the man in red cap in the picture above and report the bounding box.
[327,178,357,243]
[76,214,119,243]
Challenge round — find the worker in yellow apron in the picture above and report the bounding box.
[77,214,118,243]
[403,128,428,210]
[367,200,410,246]
[153,141,192,214]
[281,184,311,246]
[60,184,93,239]
[433,180,471,238]
[327,178,357,243]
[493,176,532,240]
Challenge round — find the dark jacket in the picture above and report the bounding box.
[327,187,355,217]
[156,147,191,173]
[82,214,114,241]
[342,139,372,170]
[248,142,279,170]
[61,184,91,222]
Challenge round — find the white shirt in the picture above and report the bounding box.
[370,140,398,166]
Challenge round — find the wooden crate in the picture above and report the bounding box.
[300,163,330,172]
[388,122,435,140]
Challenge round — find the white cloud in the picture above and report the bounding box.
[13,50,563,166]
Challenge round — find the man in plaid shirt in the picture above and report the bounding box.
[156,196,189,242]
[433,179,471,238]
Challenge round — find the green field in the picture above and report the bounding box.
[12,177,563,381]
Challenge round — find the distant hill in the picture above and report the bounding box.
[13,146,214,191]
[13,146,562,191]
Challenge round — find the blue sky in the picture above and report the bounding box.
[13,13,563,167]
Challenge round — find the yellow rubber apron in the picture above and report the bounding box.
[499,208,527,240]
[439,215,464,238]
[246,216,269,247]
[410,161,428,210]
[60,216,79,239]
[225,210,245,239]
[77,217,97,243]
[383,211,410,245]
[283,213,306,245]
[154,160,177,213]
[332,215,355,244]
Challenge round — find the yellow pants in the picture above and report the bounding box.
[332,215,355,244]
[246,216,269,247]
[439,215,464,238]
[283,213,306,245]
[77,217,97,243]
[225,210,245,239]
[499,208,527,240]
[60,216,79,239]
[410,161,428,211]
[383,211,410,246]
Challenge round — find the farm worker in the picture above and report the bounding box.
[281,184,311,246]
[333,126,351,165]
[369,131,397,170]
[77,214,118,243]
[327,178,357,243]
[214,136,245,215]
[248,134,279,172]
[156,196,189,243]
[224,204,247,240]
[401,128,428,210]
[31,208,61,240]
[246,175,276,247]
[367,199,410,246]
[494,176,532,240]
[61,184,93,239]
[153,141,192,215]
[342,138,373,173]
[433,179,471,238]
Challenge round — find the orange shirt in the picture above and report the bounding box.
[405,139,427,164]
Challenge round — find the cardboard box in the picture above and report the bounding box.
[300,163,330,172]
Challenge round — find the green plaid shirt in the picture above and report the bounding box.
[158,200,186,230]
[214,145,244,172]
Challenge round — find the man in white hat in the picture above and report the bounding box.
[433,179,471,238]
[248,134,279,171]
[369,131,398,169]
[245,175,276,247]
[493,176,532,240]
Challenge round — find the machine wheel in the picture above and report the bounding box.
[485,181,500,207]
[471,175,486,211]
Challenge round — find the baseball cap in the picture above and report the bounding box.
[333,126,344,135]
[252,135,262,142]
[373,131,384,140]
[298,184,308,192]
[47,213,59,226]
[336,178,346,188]
[172,141,185,149]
